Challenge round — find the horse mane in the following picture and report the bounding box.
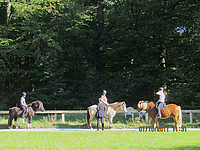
[147,101,155,104]
[109,102,125,110]
[28,101,40,107]
[109,102,119,105]
[28,101,42,112]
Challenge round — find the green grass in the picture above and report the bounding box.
[0,131,199,149]
[0,113,200,149]
[0,112,200,129]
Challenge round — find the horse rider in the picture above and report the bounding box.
[100,90,109,118]
[96,98,107,131]
[20,92,28,119]
[156,87,165,118]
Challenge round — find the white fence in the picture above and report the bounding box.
[0,109,199,123]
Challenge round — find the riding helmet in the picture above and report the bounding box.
[22,92,26,96]
[103,90,107,94]
[159,87,163,91]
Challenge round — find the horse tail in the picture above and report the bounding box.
[178,106,182,127]
[86,107,90,128]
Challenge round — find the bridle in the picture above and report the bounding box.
[138,101,144,111]
[118,102,127,112]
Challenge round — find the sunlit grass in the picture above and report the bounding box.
[0,131,199,149]
[0,113,200,129]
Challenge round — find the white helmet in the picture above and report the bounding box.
[103,90,107,94]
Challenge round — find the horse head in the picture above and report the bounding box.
[28,101,45,112]
[137,101,148,112]
[119,101,128,113]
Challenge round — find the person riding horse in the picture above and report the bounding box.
[20,92,28,119]
[156,87,165,118]
[100,90,109,118]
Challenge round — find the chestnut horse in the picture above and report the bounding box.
[87,102,127,129]
[8,101,45,129]
[137,101,182,128]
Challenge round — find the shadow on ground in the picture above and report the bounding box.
[52,123,88,129]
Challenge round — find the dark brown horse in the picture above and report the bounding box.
[137,101,182,128]
[87,102,127,129]
[8,101,45,129]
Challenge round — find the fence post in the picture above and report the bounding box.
[190,112,192,123]
[62,113,65,122]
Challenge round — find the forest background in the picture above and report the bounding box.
[0,0,199,110]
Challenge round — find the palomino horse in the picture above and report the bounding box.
[137,101,182,128]
[87,102,127,129]
[8,101,45,129]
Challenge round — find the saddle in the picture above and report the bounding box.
[20,107,28,115]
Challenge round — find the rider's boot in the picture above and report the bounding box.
[21,111,25,119]
[102,123,104,131]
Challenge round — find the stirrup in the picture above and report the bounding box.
[156,114,161,118]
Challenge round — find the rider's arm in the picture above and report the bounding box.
[156,91,161,95]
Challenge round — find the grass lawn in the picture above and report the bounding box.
[0,131,199,149]
[0,112,200,129]
[0,113,200,149]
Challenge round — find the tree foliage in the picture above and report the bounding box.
[0,0,199,110]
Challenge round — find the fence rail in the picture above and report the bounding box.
[0,110,199,123]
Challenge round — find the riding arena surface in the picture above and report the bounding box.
[1,128,200,132]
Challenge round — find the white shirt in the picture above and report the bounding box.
[156,91,165,103]
[101,95,108,105]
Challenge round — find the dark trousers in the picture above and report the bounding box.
[21,106,27,119]
[97,117,104,130]
[157,102,164,117]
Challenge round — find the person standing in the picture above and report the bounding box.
[20,92,28,119]
[156,87,165,118]
[100,90,109,118]
[96,98,106,131]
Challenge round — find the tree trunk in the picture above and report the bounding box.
[5,0,11,37]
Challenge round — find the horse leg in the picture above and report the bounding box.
[27,117,32,129]
[87,108,96,129]
[8,115,13,129]
[152,117,158,128]
[172,115,178,128]
[90,113,96,129]
[14,117,19,129]
[88,114,94,129]
[89,118,93,129]
[109,116,113,129]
